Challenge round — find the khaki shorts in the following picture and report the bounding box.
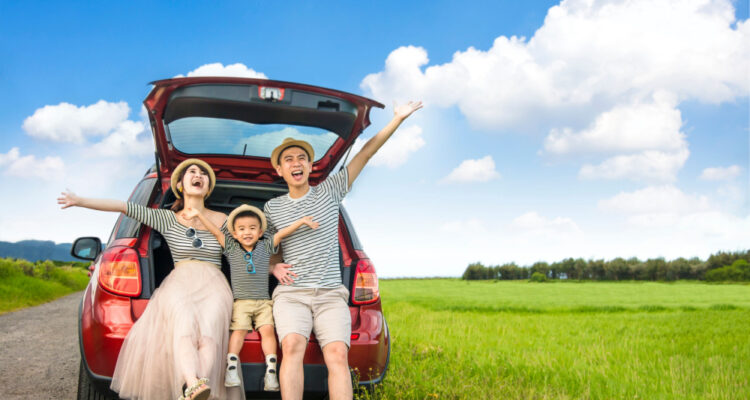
[230,299,274,331]
[272,285,351,349]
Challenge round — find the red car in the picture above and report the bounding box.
[73,77,390,399]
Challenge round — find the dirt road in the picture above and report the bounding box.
[0,292,82,400]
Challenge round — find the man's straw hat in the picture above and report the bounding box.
[270,138,315,169]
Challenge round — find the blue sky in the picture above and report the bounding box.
[1,0,748,277]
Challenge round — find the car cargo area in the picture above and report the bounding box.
[145,178,356,296]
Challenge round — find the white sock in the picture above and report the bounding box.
[227,353,239,370]
[265,354,277,374]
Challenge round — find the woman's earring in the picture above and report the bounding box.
[178,186,183,192]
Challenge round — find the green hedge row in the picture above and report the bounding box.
[0,258,90,314]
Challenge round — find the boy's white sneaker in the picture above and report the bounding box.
[225,367,241,387]
[263,371,280,391]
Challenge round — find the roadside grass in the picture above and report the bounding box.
[362,279,750,399]
[0,258,89,314]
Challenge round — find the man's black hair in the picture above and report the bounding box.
[277,145,311,166]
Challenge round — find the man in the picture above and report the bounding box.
[264,101,422,400]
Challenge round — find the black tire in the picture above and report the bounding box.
[77,359,120,400]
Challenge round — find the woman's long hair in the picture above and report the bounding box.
[170,163,212,212]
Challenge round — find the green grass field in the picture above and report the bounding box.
[368,279,750,400]
[0,258,90,314]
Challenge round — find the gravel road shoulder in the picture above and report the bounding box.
[0,291,82,400]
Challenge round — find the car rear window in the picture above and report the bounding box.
[162,83,359,161]
[167,118,338,162]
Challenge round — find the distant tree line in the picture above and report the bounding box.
[461,250,750,282]
[0,240,78,262]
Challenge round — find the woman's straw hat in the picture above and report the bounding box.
[171,158,216,199]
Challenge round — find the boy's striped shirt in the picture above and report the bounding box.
[224,235,275,300]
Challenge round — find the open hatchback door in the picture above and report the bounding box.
[144,77,384,184]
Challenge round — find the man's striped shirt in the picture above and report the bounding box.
[264,167,349,288]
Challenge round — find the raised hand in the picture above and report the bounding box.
[301,216,319,229]
[393,100,423,121]
[57,189,80,209]
[272,263,298,285]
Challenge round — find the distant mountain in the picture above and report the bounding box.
[0,240,76,262]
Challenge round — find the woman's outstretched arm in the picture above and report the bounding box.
[58,190,127,213]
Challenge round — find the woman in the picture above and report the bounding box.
[59,159,244,400]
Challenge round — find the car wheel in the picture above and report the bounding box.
[77,359,120,400]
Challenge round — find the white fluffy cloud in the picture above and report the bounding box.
[510,211,582,235]
[543,94,686,155]
[0,147,64,180]
[22,100,130,143]
[579,147,690,182]
[700,165,742,181]
[441,155,501,183]
[361,0,748,183]
[362,0,748,130]
[177,62,268,79]
[546,93,690,182]
[596,185,749,246]
[598,185,711,215]
[87,120,153,158]
[21,100,155,158]
[351,125,425,168]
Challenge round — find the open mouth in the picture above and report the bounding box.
[291,171,303,179]
[191,180,203,188]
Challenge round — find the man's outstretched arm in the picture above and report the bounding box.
[346,101,423,187]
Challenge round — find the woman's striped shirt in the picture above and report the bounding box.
[125,202,226,267]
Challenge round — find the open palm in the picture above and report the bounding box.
[394,101,423,120]
[57,190,78,209]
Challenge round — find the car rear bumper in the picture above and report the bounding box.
[79,361,387,397]
[241,321,391,392]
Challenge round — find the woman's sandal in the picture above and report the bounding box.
[178,378,211,400]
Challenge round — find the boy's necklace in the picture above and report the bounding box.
[240,243,256,252]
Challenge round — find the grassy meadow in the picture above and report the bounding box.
[0,258,90,314]
[366,279,750,400]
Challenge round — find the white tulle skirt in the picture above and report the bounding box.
[111,260,245,400]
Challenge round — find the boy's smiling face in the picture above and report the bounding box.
[275,146,312,189]
[232,215,263,249]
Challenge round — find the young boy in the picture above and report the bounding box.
[264,100,422,399]
[182,204,318,392]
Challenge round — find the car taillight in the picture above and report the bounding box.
[352,258,379,305]
[98,247,141,297]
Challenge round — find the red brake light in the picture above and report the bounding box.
[98,247,142,297]
[352,258,379,305]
